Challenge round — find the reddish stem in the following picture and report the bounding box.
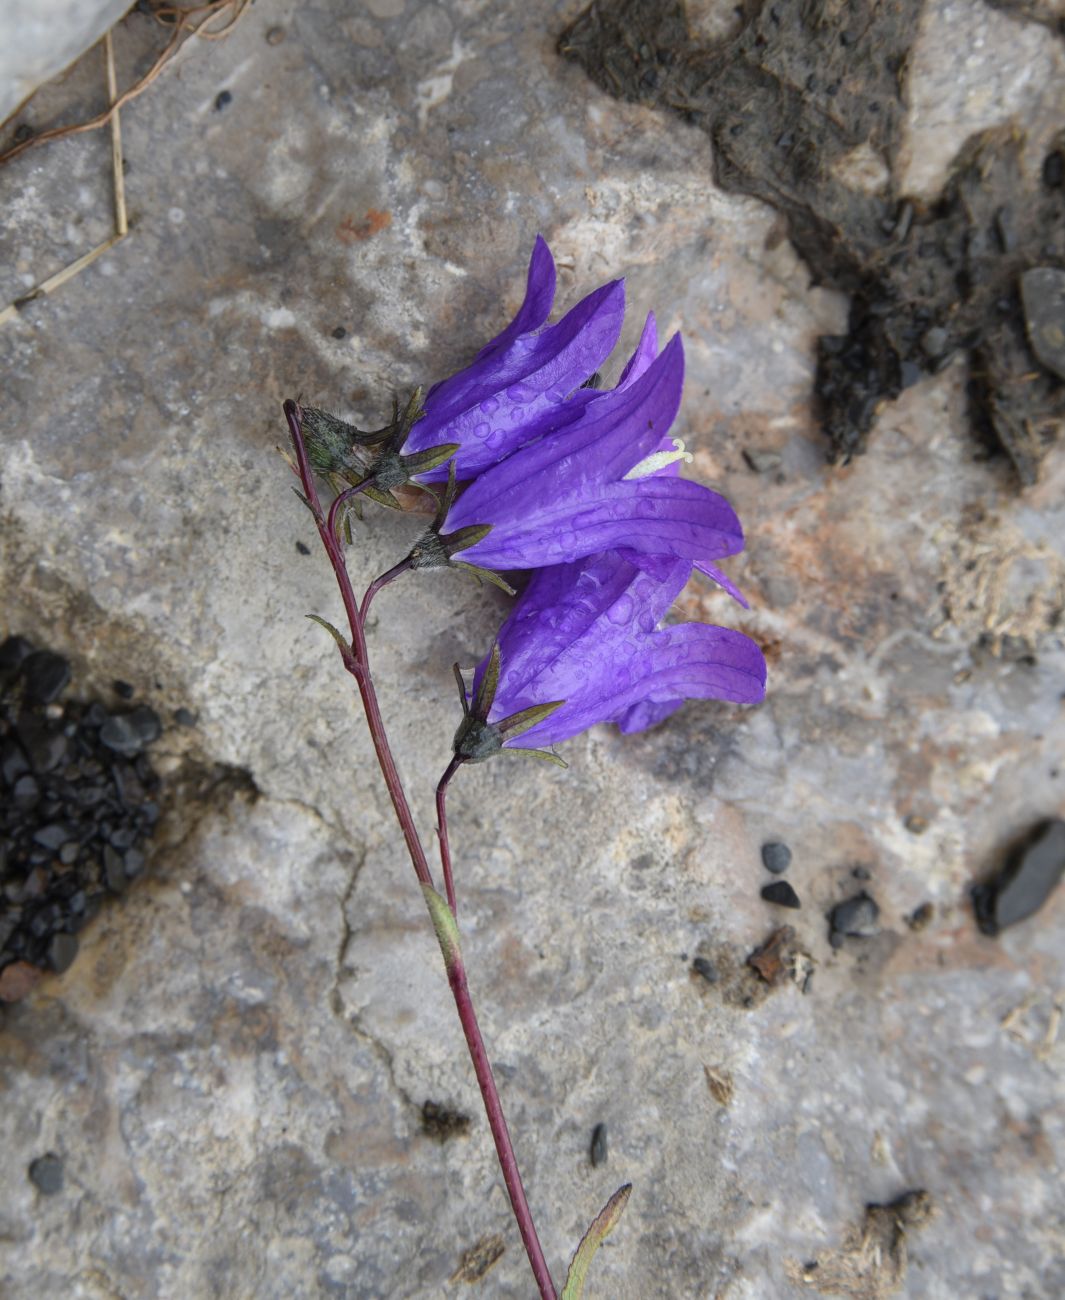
[435,755,463,915]
[283,400,557,1300]
[360,556,412,623]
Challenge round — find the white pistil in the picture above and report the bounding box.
[623,437,694,481]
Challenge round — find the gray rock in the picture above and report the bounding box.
[0,1,1064,1297]
[0,0,131,125]
[1021,267,1065,380]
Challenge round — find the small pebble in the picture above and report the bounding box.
[112,680,134,700]
[829,892,880,945]
[47,932,78,974]
[332,326,347,339]
[21,651,71,705]
[761,842,792,874]
[762,880,800,909]
[1044,149,1064,189]
[295,541,311,556]
[214,90,233,111]
[973,818,1065,936]
[691,956,718,984]
[28,1153,64,1195]
[907,902,934,931]
[851,865,872,880]
[904,813,928,834]
[743,449,782,474]
[100,706,162,757]
[265,25,285,44]
[0,635,33,673]
[173,707,198,727]
[589,1122,608,1168]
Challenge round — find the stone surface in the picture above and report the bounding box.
[0,0,131,127]
[1,2,1064,1298]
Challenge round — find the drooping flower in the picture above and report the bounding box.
[452,550,766,759]
[409,331,746,583]
[401,236,626,480]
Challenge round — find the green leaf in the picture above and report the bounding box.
[305,614,349,651]
[472,642,500,719]
[561,1184,632,1300]
[421,882,461,970]
[496,700,565,741]
[364,485,402,510]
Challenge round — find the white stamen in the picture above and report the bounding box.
[623,437,694,481]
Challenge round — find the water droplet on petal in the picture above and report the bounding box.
[480,397,500,415]
[473,422,491,440]
[607,595,634,625]
[638,611,656,633]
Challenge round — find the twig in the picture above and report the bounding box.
[104,32,127,237]
[284,400,557,1299]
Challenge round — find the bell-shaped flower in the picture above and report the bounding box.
[401,236,625,480]
[416,331,745,580]
[451,550,766,759]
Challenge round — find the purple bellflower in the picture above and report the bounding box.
[452,551,767,761]
[401,236,626,481]
[410,327,747,587]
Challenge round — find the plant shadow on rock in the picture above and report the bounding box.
[560,0,1065,485]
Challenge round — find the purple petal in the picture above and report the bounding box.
[406,276,626,478]
[506,623,766,747]
[480,552,691,711]
[694,559,749,608]
[457,474,744,572]
[614,313,658,390]
[447,334,685,523]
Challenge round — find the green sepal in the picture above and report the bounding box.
[452,663,470,716]
[511,746,568,769]
[451,561,516,596]
[306,614,350,651]
[291,487,315,513]
[442,523,493,556]
[364,484,403,510]
[421,882,461,970]
[473,643,500,718]
[560,1184,633,1300]
[496,700,564,741]
[403,442,460,477]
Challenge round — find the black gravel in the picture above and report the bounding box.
[28,1153,64,1195]
[828,892,880,947]
[761,841,792,874]
[691,955,719,984]
[762,880,801,909]
[973,818,1065,935]
[589,1122,608,1168]
[1,636,162,990]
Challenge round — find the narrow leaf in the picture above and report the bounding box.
[305,614,350,651]
[497,700,565,741]
[560,1184,632,1300]
[472,643,500,719]
[421,882,461,970]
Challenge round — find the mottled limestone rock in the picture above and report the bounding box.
[1,1,1064,1297]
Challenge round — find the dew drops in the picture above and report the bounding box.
[479,397,500,415]
[607,595,634,625]
[473,422,491,440]
[639,610,657,633]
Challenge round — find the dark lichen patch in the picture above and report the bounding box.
[420,1099,471,1141]
[451,1233,505,1284]
[560,1,1065,485]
